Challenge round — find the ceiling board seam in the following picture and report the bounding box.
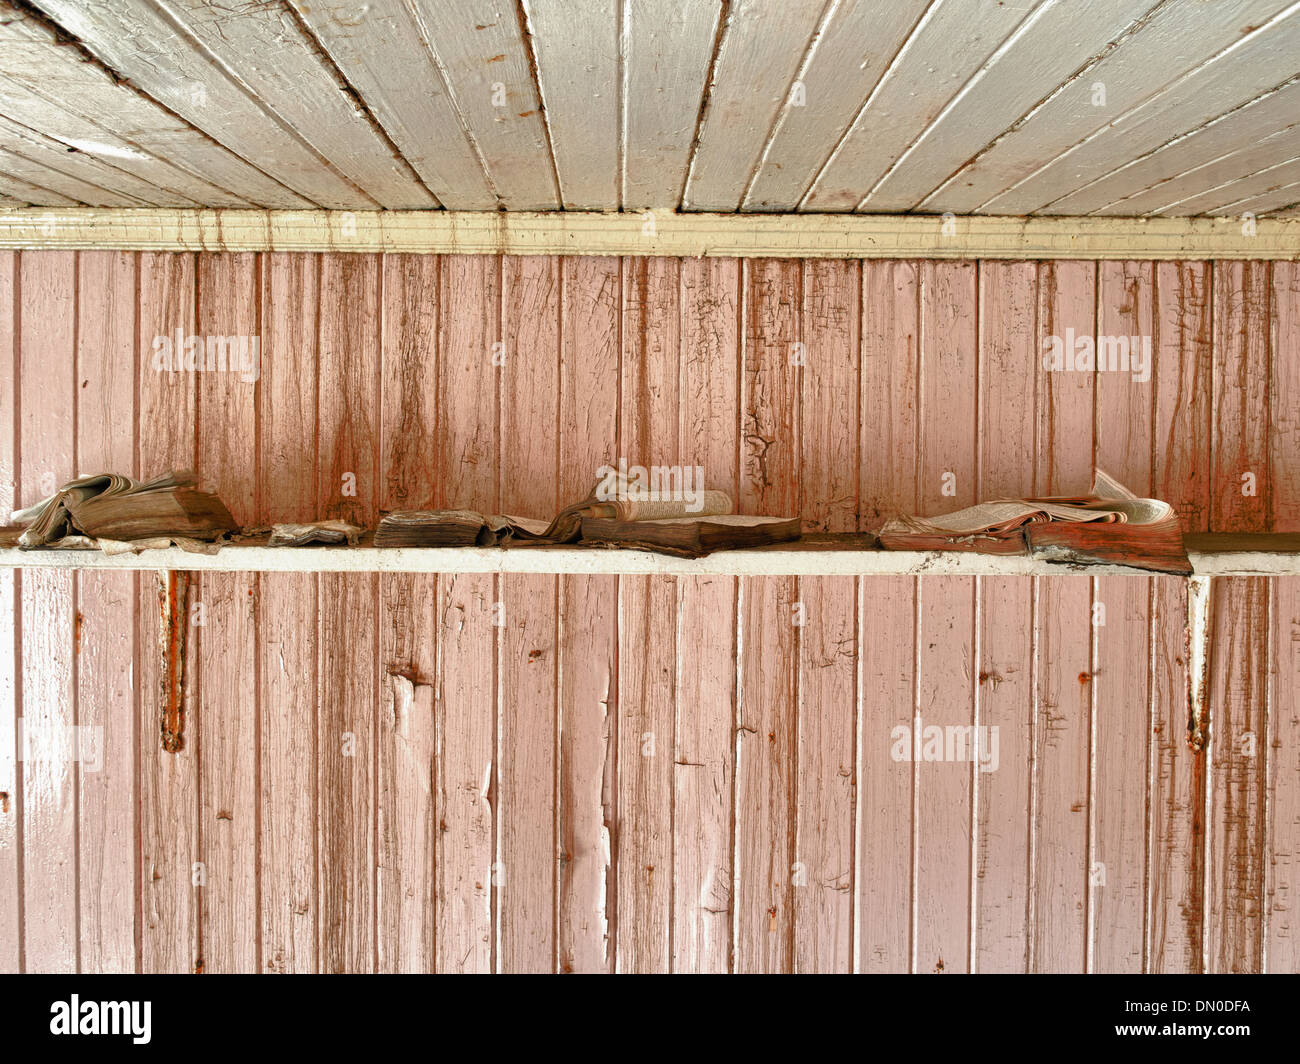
[279,0,443,209]
[678,0,733,212]
[512,0,563,210]
[1147,150,1300,217]
[1088,102,1300,216]
[1058,73,1300,215]
[387,0,502,208]
[914,0,1178,212]
[0,109,202,206]
[0,165,84,205]
[6,2,309,207]
[974,0,1300,213]
[853,0,1059,211]
[736,0,840,213]
[796,0,944,212]
[0,141,154,207]
[113,0,383,208]
[617,0,628,211]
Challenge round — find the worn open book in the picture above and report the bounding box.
[877,470,1191,574]
[10,471,238,549]
[376,476,801,557]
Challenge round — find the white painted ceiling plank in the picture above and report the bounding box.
[405,0,558,209]
[920,0,1294,214]
[0,112,201,207]
[99,0,438,208]
[1076,124,1300,215]
[1174,155,1300,214]
[0,143,147,206]
[29,0,382,208]
[1048,76,1300,214]
[684,0,828,211]
[522,0,619,208]
[1209,179,1300,215]
[741,0,929,211]
[980,2,1300,213]
[1212,181,1300,215]
[289,0,493,209]
[801,0,1039,211]
[859,0,1155,212]
[623,0,721,209]
[0,168,76,205]
[0,67,259,207]
[0,11,306,207]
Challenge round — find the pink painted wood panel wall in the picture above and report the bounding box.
[0,251,1298,973]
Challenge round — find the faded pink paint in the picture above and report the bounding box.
[0,252,1297,973]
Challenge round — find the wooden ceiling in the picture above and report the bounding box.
[0,0,1297,216]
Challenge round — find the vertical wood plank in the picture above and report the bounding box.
[1090,575,1150,972]
[376,253,440,973]
[1206,576,1269,973]
[1036,262,1096,495]
[615,257,679,973]
[1032,576,1092,973]
[673,257,739,973]
[317,572,376,973]
[974,576,1033,973]
[741,259,800,517]
[793,575,855,973]
[1211,261,1271,532]
[435,572,494,973]
[1091,262,1155,973]
[377,574,436,973]
[317,254,380,527]
[1147,576,1202,973]
[793,260,858,972]
[1268,576,1300,971]
[260,254,319,524]
[1271,263,1300,531]
[974,262,1039,973]
[672,574,735,973]
[734,573,797,973]
[0,250,15,971]
[316,254,380,973]
[978,261,1038,499]
[556,256,620,972]
[380,254,439,511]
[136,251,199,973]
[196,253,259,973]
[860,262,918,528]
[258,573,317,972]
[435,256,498,512]
[800,260,859,531]
[195,254,259,525]
[856,576,914,973]
[19,251,77,972]
[497,253,558,973]
[74,250,136,973]
[258,254,318,972]
[1153,262,1212,532]
[615,574,675,972]
[1096,261,1155,490]
[919,261,977,511]
[195,572,257,973]
[914,576,975,975]
[735,259,800,972]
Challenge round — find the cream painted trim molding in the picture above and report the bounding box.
[0,209,1298,258]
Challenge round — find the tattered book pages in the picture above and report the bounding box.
[878,469,1188,574]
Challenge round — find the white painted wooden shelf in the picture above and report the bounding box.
[0,535,1296,577]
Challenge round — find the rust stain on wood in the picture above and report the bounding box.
[158,569,190,753]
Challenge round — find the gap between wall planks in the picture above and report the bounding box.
[0,210,1299,259]
[1,250,1298,974]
